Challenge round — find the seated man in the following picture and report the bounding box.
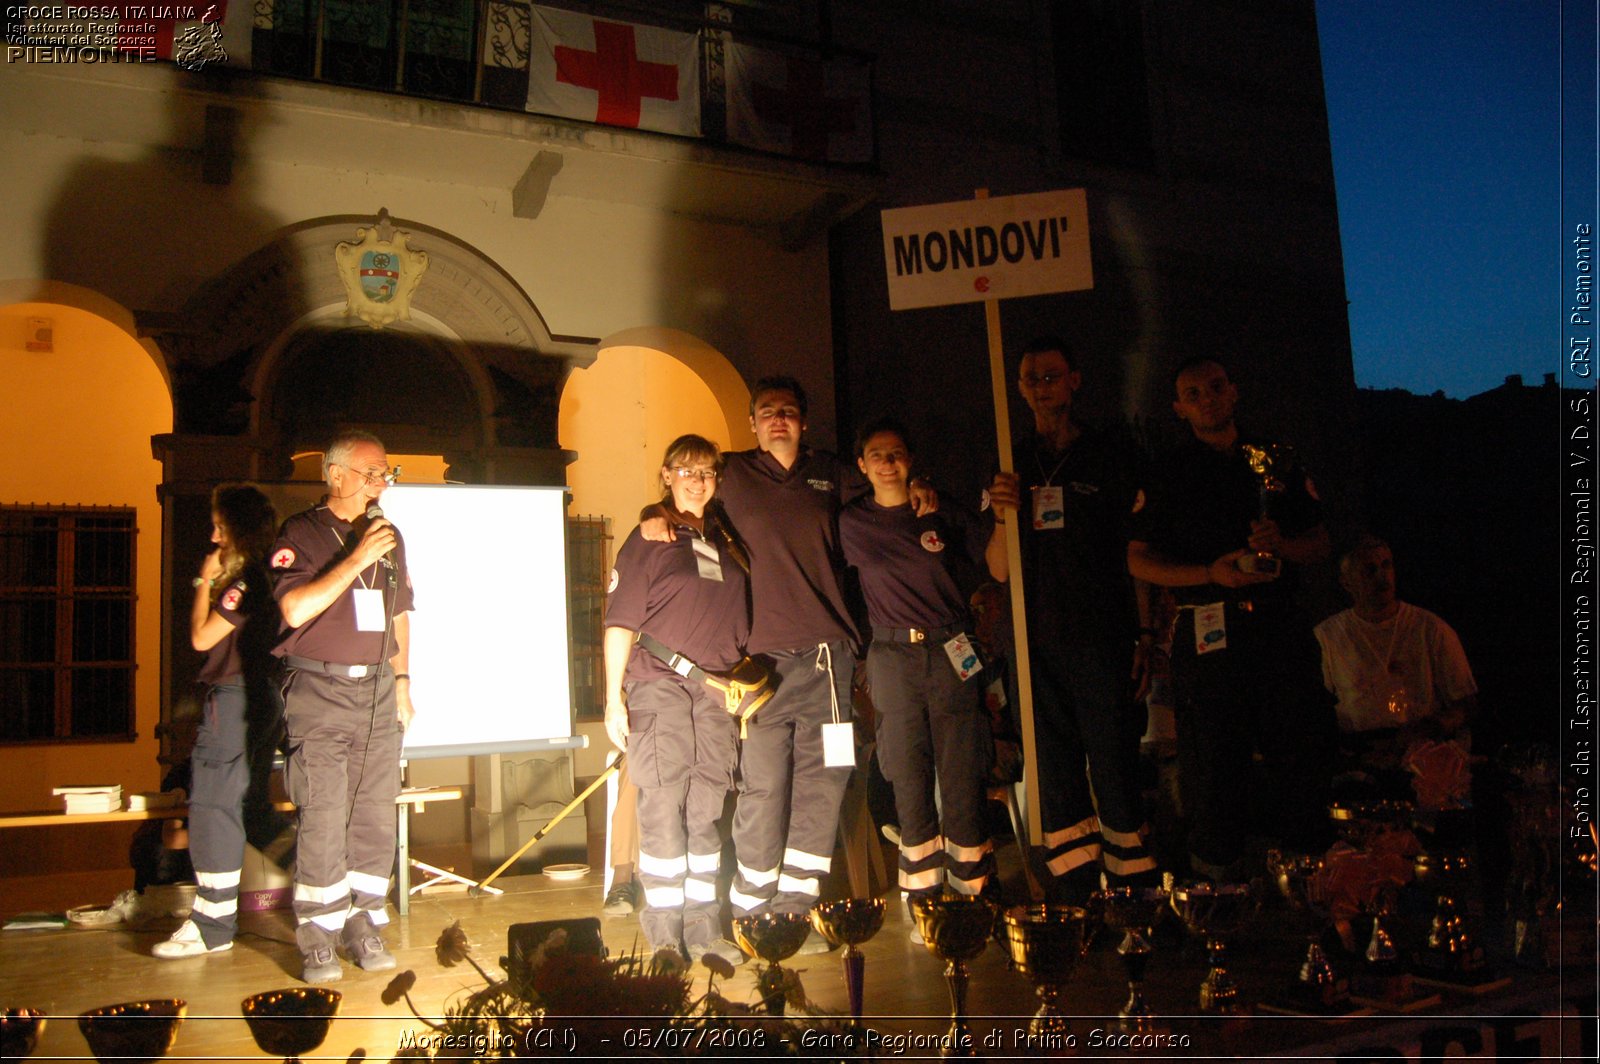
[1314,536,1477,798]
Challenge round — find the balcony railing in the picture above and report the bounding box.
[246,0,876,166]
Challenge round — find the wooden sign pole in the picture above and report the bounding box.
[975,189,1043,858]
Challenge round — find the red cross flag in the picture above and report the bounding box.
[527,4,700,137]
[725,41,872,163]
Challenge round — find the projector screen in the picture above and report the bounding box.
[375,484,579,759]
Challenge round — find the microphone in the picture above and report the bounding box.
[365,503,397,569]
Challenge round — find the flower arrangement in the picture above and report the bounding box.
[382,922,872,1060]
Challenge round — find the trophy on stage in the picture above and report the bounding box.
[911,894,999,1057]
[1411,851,1501,987]
[1093,887,1169,1032]
[77,999,186,1064]
[810,898,886,1021]
[733,912,814,1016]
[1002,904,1096,1039]
[1239,442,1294,576]
[242,988,342,1064]
[1,1008,45,1060]
[1266,850,1354,1014]
[1167,878,1257,1014]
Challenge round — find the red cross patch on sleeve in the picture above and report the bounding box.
[270,547,296,569]
[920,530,945,553]
[220,587,243,612]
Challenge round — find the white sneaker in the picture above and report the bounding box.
[152,919,232,959]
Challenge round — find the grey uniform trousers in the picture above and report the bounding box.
[188,680,285,949]
[282,668,400,951]
[868,639,996,896]
[730,641,854,916]
[626,674,738,953]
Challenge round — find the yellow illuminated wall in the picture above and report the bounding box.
[0,298,172,908]
[559,338,752,537]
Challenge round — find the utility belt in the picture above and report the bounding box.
[284,655,386,680]
[636,633,774,738]
[871,621,967,645]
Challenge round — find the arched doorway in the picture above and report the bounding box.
[556,327,752,771]
[0,285,172,824]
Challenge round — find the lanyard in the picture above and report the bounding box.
[327,524,377,590]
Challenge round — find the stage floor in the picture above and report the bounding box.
[1,868,1591,1060]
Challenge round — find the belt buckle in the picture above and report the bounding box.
[908,628,925,643]
[346,664,370,678]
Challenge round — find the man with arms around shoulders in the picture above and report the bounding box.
[269,431,415,983]
[641,377,933,950]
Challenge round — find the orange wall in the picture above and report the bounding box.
[0,302,172,813]
[559,345,739,535]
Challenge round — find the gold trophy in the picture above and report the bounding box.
[1239,442,1293,576]
[1,1008,46,1059]
[911,894,999,1057]
[241,988,342,1063]
[1266,850,1353,1014]
[1095,886,1169,1032]
[1412,851,1500,987]
[1167,879,1256,1014]
[1328,799,1415,847]
[733,912,813,1016]
[77,999,186,1064]
[1002,904,1095,1040]
[810,898,886,1021]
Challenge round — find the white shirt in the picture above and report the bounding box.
[1314,602,1477,734]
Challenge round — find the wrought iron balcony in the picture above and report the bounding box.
[247,0,876,166]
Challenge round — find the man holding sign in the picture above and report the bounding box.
[986,338,1157,902]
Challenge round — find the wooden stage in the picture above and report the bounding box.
[1,865,1590,1061]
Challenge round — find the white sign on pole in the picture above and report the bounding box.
[880,188,1093,310]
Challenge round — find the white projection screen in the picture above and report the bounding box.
[377,484,577,759]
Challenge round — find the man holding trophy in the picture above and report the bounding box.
[1128,357,1334,882]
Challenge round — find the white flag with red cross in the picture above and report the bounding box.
[725,40,872,163]
[526,4,701,137]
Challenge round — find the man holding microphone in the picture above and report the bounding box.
[269,430,416,984]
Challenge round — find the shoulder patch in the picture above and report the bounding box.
[920,530,945,553]
[1131,489,1146,514]
[219,587,243,612]
[980,488,992,512]
[270,547,296,569]
[607,568,620,594]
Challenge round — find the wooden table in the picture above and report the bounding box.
[0,786,464,913]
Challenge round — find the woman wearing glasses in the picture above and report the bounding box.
[154,484,287,959]
[602,434,751,968]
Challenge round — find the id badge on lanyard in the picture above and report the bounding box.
[1193,602,1227,655]
[1032,485,1065,530]
[691,536,723,582]
[942,633,983,681]
[353,587,387,632]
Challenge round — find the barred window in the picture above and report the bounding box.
[566,514,611,722]
[0,506,137,743]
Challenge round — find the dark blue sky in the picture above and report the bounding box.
[1316,0,1572,398]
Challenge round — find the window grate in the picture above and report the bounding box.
[565,513,611,722]
[0,506,137,743]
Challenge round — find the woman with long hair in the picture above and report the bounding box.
[602,435,750,967]
[154,484,285,958]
